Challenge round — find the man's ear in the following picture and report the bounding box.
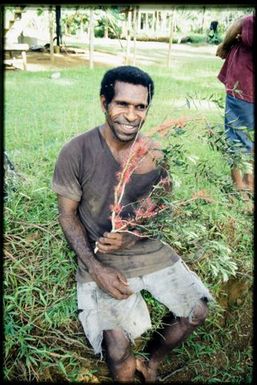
[100,95,107,113]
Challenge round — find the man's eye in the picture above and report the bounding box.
[137,105,147,111]
[117,102,127,107]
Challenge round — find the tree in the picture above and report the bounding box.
[55,5,61,46]
[94,7,124,39]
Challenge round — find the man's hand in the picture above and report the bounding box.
[96,231,138,253]
[89,262,133,300]
[216,43,228,59]
[216,30,241,59]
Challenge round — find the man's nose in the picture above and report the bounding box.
[124,106,137,122]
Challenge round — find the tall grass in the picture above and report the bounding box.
[4,46,253,382]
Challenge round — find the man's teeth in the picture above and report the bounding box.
[120,124,135,129]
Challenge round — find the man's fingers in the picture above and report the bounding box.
[103,231,119,238]
[113,284,133,297]
[109,287,130,300]
[99,235,120,246]
[97,243,118,253]
[103,232,123,242]
[117,272,129,286]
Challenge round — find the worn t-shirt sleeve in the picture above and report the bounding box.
[241,15,255,48]
[52,141,82,202]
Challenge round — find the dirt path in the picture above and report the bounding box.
[24,50,122,71]
[8,40,217,71]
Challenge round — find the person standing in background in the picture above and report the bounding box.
[216,14,255,193]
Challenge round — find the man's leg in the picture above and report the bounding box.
[231,165,245,190]
[102,329,136,382]
[225,95,254,193]
[243,159,254,192]
[136,299,208,382]
[243,172,254,192]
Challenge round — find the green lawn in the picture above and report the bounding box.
[4,45,253,382]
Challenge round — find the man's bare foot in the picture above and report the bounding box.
[135,358,157,382]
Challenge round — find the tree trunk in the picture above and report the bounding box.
[49,6,54,64]
[89,8,94,69]
[55,5,61,46]
[167,10,175,68]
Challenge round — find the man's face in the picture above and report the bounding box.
[101,81,149,142]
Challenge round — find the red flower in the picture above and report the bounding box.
[110,203,122,214]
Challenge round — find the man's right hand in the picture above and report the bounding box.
[89,262,133,300]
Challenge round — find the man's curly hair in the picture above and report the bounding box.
[100,65,154,106]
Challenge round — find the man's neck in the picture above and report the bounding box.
[99,123,142,165]
[100,123,138,152]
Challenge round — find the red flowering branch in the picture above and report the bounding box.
[110,176,169,236]
[107,134,172,245]
[111,135,151,231]
[94,134,169,252]
[147,117,188,137]
[94,114,195,253]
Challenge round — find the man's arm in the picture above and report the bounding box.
[216,17,243,59]
[57,194,133,299]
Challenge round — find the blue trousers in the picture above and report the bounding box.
[225,93,254,154]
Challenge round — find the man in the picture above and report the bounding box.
[208,20,219,44]
[216,14,254,193]
[52,66,213,382]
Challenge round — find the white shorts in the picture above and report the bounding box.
[77,259,213,356]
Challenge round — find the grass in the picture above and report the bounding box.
[4,43,253,382]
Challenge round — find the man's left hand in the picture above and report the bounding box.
[96,231,139,253]
[216,43,228,59]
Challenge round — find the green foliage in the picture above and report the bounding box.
[94,7,124,39]
[63,10,89,35]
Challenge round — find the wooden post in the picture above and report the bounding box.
[201,6,206,34]
[137,10,141,32]
[21,50,27,70]
[104,18,109,39]
[167,10,175,68]
[49,6,54,64]
[125,10,131,65]
[89,8,94,69]
[156,11,160,37]
[132,7,137,66]
[55,5,61,46]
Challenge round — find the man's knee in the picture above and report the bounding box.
[108,348,131,366]
[189,299,208,326]
[103,330,131,365]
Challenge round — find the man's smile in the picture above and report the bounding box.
[116,122,139,134]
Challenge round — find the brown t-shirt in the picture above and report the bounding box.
[52,126,179,282]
